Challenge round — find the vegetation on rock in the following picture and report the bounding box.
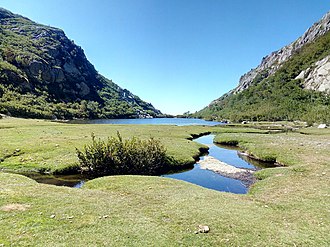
[195,17,330,123]
[0,8,161,119]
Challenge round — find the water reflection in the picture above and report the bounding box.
[21,172,86,188]
[162,135,273,194]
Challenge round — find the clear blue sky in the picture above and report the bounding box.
[0,1,329,114]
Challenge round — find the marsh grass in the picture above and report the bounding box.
[0,118,329,246]
[76,132,171,176]
[0,117,209,173]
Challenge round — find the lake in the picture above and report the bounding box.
[68,117,222,126]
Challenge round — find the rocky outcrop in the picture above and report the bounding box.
[296,55,330,93]
[232,11,330,94]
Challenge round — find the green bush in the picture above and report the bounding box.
[76,132,171,176]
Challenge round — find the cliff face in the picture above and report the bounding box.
[0,8,161,119]
[233,11,330,94]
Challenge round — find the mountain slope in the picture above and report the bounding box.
[0,8,161,119]
[196,12,330,123]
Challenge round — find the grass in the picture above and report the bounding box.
[0,117,210,173]
[0,118,329,246]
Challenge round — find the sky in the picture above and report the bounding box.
[0,1,329,115]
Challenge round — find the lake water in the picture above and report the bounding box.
[69,117,222,126]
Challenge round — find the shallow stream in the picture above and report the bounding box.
[162,135,272,194]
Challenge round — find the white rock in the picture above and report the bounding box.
[198,156,252,175]
[318,124,327,129]
[198,225,210,233]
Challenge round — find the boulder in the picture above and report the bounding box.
[318,124,327,128]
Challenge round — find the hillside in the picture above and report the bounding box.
[196,12,330,123]
[0,8,161,119]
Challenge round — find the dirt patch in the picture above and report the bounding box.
[0,203,30,212]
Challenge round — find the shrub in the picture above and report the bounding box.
[76,132,170,176]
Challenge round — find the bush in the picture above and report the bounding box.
[76,132,170,176]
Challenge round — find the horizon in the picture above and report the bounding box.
[0,1,329,115]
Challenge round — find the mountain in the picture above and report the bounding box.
[0,8,162,119]
[196,12,330,123]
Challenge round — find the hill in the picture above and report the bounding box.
[195,12,330,123]
[0,8,161,119]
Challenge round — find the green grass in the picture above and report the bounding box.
[0,118,329,246]
[0,117,210,173]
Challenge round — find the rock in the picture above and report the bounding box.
[198,156,255,186]
[198,225,210,233]
[63,60,80,75]
[297,56,330,92]
[318,124,327,129]
[29,60,45,76]
[198,156,254,176]
[78,82,90,97]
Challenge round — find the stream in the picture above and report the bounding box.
[162,134,272,194]
[22,134,273,194]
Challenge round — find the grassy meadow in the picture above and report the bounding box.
[0,117,211,173]
[0,117,329,246]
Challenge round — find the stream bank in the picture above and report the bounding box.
[12,134,275,194]
[163,134,275,194]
